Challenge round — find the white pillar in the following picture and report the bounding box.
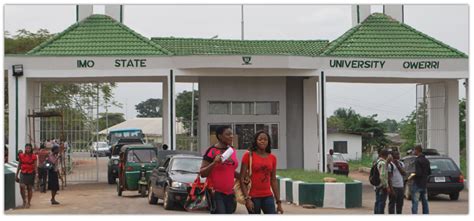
[384,4,404,23]
[303,77,319,170]
[318,71,327,172]
[26,80,41,147]
[426,83,447,153]
[446,80,460,166]
[162,78,170,146]
[76,5,93,22]
[105,5,123,22]
[351,5,371,26]
[8,70,27,161]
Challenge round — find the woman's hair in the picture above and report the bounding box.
[250,130,272,153]
[24,143,33,153]
[215,125,232,142]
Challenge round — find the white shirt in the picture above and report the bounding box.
[389,161,405,188]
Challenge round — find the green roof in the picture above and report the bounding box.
[27,14,172,56]
[151,37,329,56]
[321,13,468,58]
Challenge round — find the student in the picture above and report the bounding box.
[411,145,431,214]
[327,149,334,173]
[388,150,406,214]
[373,149,390,214]
[4,145,8,163]
[200,126,239,214]
[16,143,37,208]
[240,130,283,214]
[48,145,61,205]
[37,144,50,193]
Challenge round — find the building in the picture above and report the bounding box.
[327,131,362,161]
[5,5,468,173]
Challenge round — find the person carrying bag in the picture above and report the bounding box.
[184,174,210,211]
[234,150,252,205]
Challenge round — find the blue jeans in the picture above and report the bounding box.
[247,196,276,214]
[374,187,388,214]
[411,183,429,214]
[210,191,236,214]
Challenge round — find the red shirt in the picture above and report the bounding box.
[203,146,238,195]
[242,151,277,198]
[19,153,37,174]
[37,149,50,165]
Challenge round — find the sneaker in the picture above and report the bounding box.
[51,200,60,205]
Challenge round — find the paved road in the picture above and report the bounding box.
[5,157,469,214]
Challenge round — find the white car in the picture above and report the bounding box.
[90,141,110,157]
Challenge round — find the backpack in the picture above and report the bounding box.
[369,160,381,186]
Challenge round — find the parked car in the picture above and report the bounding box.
[90,141,110,157]
[147,153,203,210]
[401,155,464,200]
[107,137,145,184]
[406,148,440,156]
[332,153,349,176]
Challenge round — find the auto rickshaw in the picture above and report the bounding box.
[117,144,158,197]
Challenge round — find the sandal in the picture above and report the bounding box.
[51,200,60,205]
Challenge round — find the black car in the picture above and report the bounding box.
[148,153,202,210]
[107,137,145,184]
[401,155,464,200]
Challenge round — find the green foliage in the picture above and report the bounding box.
[380,119,399,133]
[347,153,374,171]
[98,113,126,131]
[277,169,354,183]
[399,111,416,153]
[175,90,199,134]
[459,99,466,150]
[328,108,390,151]
[4,29,54,54]
[135,98,162,117]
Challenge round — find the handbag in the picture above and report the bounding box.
[234,150,252,205]
[184,175,210,212]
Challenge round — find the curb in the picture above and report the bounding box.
[276,176,362,209]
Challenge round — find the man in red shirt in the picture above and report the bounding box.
[37,144,50,193]
[16,143,38,208]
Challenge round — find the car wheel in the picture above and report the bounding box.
[449,192,460,200]
[140,185,147,198]
[163,186,174,210]
[108,169,116,184]
[148,185,158,204]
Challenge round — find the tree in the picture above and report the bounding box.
[98,113,126,131]
[175,90,199,135]
[459,99,466,151]
[135,98,162,117]
[399,111,416,153]
[380,119,399,133]
[4,29,54,54]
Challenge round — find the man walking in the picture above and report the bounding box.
[326,149,334,173]
[374,149,390,214]
[411,145,431,214]
[388,150,406,214]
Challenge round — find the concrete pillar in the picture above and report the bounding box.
[384,5,404,23]
[76,5,93,22]
[446,80,460,166]
[8,69,27,161]
[351,5,371,26]
[286,77,304,169]
[162,78,169,147]
[303,77,319,170]
[105,5,123,22]
[426,83,447,153]
[318,72,327,172]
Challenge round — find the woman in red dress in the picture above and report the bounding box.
[16,143,37,208]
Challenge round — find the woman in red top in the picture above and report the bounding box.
[200,125,239,214]
[15,143,37,208]
[240,130,283,214]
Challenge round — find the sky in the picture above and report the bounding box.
[3,4,469,121]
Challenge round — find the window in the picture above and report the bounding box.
[232,102,254,115]
[256,102,279,115]
[235,124,255,149]
[127,149,157,163]
[209,102,230,114]
[209,123,279,149]
[333,141,348,154]
[256,123,279,149]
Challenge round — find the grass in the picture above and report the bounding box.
[347,154,373,171]
[276,169,354,183]
[460,151,467,179]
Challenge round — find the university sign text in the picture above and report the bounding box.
[77,59,147,68]
[329,59,440,70]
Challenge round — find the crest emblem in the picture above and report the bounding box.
[242,56,252,65]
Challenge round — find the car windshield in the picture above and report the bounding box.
[110,130,142,144]
[170,158,201,173]
[98,143,108,148]
[429,158,458,172]
[127,149,157,163]
[332,154,345,161]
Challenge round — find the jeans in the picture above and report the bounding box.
[210,191,236,214]
[38,167,48,192]
[388,187,404,214]
[411,183,429,214]
[374,187,388,214]
[247,196,276,214]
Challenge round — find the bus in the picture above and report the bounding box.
[107,128,145,146]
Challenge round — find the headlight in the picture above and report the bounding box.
[171,181,188,189]
[113,159,119,165]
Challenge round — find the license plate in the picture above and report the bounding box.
[434,177,446,183]
[333,166,339,170]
